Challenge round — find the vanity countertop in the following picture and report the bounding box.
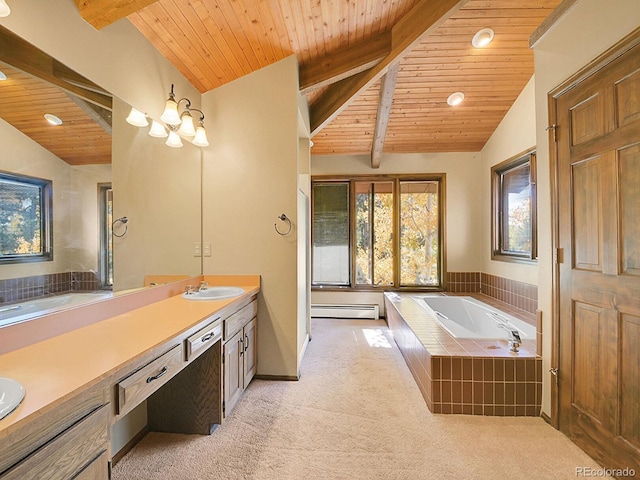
[0,274,260,438]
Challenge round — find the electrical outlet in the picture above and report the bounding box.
[203,242,211,257]
[194,242,202,257]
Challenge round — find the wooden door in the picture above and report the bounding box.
[555,36,640,473]
[223,330,244,417]
[243,317,257,387]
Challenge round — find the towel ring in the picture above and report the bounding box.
[112,216,128,237]
[274,213,292,236]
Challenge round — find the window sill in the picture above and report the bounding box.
[491,254,537,265]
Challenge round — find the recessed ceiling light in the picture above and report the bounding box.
[472,28,494,48]
[0,71,7,81]
[44,114,63,126]
[447,92,465,106]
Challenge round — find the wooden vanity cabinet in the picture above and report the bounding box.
[223,300,257,417]
[0,390,110,480]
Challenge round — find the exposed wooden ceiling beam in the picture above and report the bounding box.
[52,60,111,96]
[371,64,399,169]
[299,32,391,95]
[0,26,112,111]
[310,0,469,137]
[74,0,160,30]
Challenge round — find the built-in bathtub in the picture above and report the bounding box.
[385,292,542,416]
[0,292,113,328]
[411,295,536,341]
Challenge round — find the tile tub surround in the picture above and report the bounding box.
[446,272,538,317]
[385,292,542,416]
[0,271,100,305]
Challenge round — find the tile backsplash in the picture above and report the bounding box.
[0,272,100,305]
[446,272,537,317]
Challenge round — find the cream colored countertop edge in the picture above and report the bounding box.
[0,274,260,438]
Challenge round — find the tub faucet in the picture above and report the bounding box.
[498,324,522,352]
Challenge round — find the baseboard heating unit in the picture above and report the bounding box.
[310,304,379,320]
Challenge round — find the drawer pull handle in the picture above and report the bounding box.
[146,366,168,383]
[201,332,215,342]
[239,337,244,356]
[244,333,249,352]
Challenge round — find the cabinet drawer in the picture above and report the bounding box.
[117,344,183,416]
[224,300,257,341]
[0,405,109,480]
[186,317,222,361]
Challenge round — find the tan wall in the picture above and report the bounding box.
[201,56,301,378]
[0,118,110,279]
[479,76,538,286]
[533,0,640,416]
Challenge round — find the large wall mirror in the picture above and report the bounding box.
[0,25,202,323]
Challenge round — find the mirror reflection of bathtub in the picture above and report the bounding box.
[0,292,114,328]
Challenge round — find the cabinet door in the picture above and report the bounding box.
[224,330,244,417]
[243,317,257,387]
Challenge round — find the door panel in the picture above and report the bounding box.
[616,68,640,127]
[571,302,603,420]
[571,158,602,271]
[619,144,640,275]
[555,35,640,473]
[570,93,604,146]
[620,313,640,450]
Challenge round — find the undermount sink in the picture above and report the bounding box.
[0,377,26,420]
[182,286,245,301]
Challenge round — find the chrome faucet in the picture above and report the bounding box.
[198,281,209,291]
[498,324,522,352]
[184,285,198,295]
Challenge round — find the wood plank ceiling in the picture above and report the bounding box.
[0,27,113,165]
[123,0,562,162]
[0,63,112,165]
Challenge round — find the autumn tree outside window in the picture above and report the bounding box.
[0,172,52,264]
[491,150,537,263]
[312,175,444,290]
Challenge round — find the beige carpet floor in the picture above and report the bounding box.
[112,318,602,480]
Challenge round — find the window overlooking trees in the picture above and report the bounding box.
[491,150,537,262]
[312,176,443,289]
[0,172,52,264]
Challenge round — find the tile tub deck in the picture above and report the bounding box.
[384,292,542,416]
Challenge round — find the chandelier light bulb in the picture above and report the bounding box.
[177,111,196,137]
[165,130,183,148]
[148,120,168,138]
[125,107,148,127]
[0,0,10,17]
[192,125,209,147]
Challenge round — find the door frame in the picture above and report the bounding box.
[547,27,640,429]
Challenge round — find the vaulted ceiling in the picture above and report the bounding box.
[122,0,563,163]
[0,0,563,166]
